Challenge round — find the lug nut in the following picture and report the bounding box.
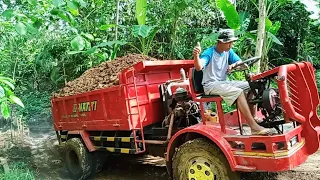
[205,171,210,176]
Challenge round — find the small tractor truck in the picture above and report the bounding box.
[51,58,320,180]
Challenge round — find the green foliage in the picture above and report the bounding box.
[298,22,320,64]
[266,1,316,63]
[71,35,85,51]
[2,9,14,19]
[239,11,251,32]
[210,101,237,113]
[267,32,282,46]
[131,25,158,55]
[0,76,24,119]
[16,91,51,123]
[216,0,241,29]
[132,25,154,38]
[0,0,319,126]
[264,20,283,56]
[315,70,320,91]
[136,0,147,25]
[53,0,66,7]
[14,22,27,35]
[1,102,10,119]
[0,162,35,180]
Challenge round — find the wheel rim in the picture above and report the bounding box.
[188,158,215,180]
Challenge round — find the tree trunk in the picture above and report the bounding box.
[115,0,120,41]
[255,0,266,73]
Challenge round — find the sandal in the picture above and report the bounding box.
[251,128,276,136]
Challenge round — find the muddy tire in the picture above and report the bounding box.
[91,151,107,175]
[172,138,240,180]
[65,138,93,180]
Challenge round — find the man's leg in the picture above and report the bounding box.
[247,91,256,117]
[236,92,265,131]
[230,81,260,122]
[205,82,274,135]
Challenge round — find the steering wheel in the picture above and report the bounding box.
[231,56,261,73]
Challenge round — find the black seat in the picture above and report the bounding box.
[191,68,220,98]
[191,67,204,94]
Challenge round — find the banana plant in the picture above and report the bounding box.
[131,25,158,55]
[265,19,283,52]
[136,0,147,25]
[132,0,159,55]
[216,0,241,29]
[0,76,24,119]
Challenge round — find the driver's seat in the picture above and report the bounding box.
[189,68,227,131]
[188,67,244,134]
[189,68,222,99]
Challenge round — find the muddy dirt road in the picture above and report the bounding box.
[92,153,320,180]
[33,131,320,180]
[3,129,320,180]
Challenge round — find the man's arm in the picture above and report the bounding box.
[194,56,202,71]
[228,49,242,69]
[193,42,210,71]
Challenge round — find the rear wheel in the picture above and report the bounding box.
[91,151,107,175]
[172,138,240,180]
[65,138,93,180]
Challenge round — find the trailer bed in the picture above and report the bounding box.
[51,60,194,131]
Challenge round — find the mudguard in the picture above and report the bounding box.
[68,130,96,152]
[165,123,237,176]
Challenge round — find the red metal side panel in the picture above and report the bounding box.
[234,145,308,172]
[125,70,182,128]
[52,86,129,131]
[121,60,194,129]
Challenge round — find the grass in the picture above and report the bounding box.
[0,162,35,180]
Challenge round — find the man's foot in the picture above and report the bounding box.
[251,128,276,136]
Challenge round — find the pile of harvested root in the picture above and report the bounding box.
[53,54,158,97]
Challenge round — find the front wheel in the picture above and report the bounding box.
[172,138,240,180]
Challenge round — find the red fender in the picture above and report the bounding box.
[68,130,96,152]
[166,123,237,171]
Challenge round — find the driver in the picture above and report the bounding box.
[193,29,275,135]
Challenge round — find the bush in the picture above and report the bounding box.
[0,162,35,180]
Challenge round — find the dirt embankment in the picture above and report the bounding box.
[54,54,158,98]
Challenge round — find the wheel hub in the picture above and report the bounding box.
[188,162,214,180]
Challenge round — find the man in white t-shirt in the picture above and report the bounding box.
[193,29,275,135]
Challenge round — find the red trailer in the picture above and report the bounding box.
[51,59,320,180]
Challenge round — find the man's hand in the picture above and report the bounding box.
[227,62,249,74]
[227,64,234,74]
[193,42,201,58]
[193,42,203,71]
[235,63,249,70]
